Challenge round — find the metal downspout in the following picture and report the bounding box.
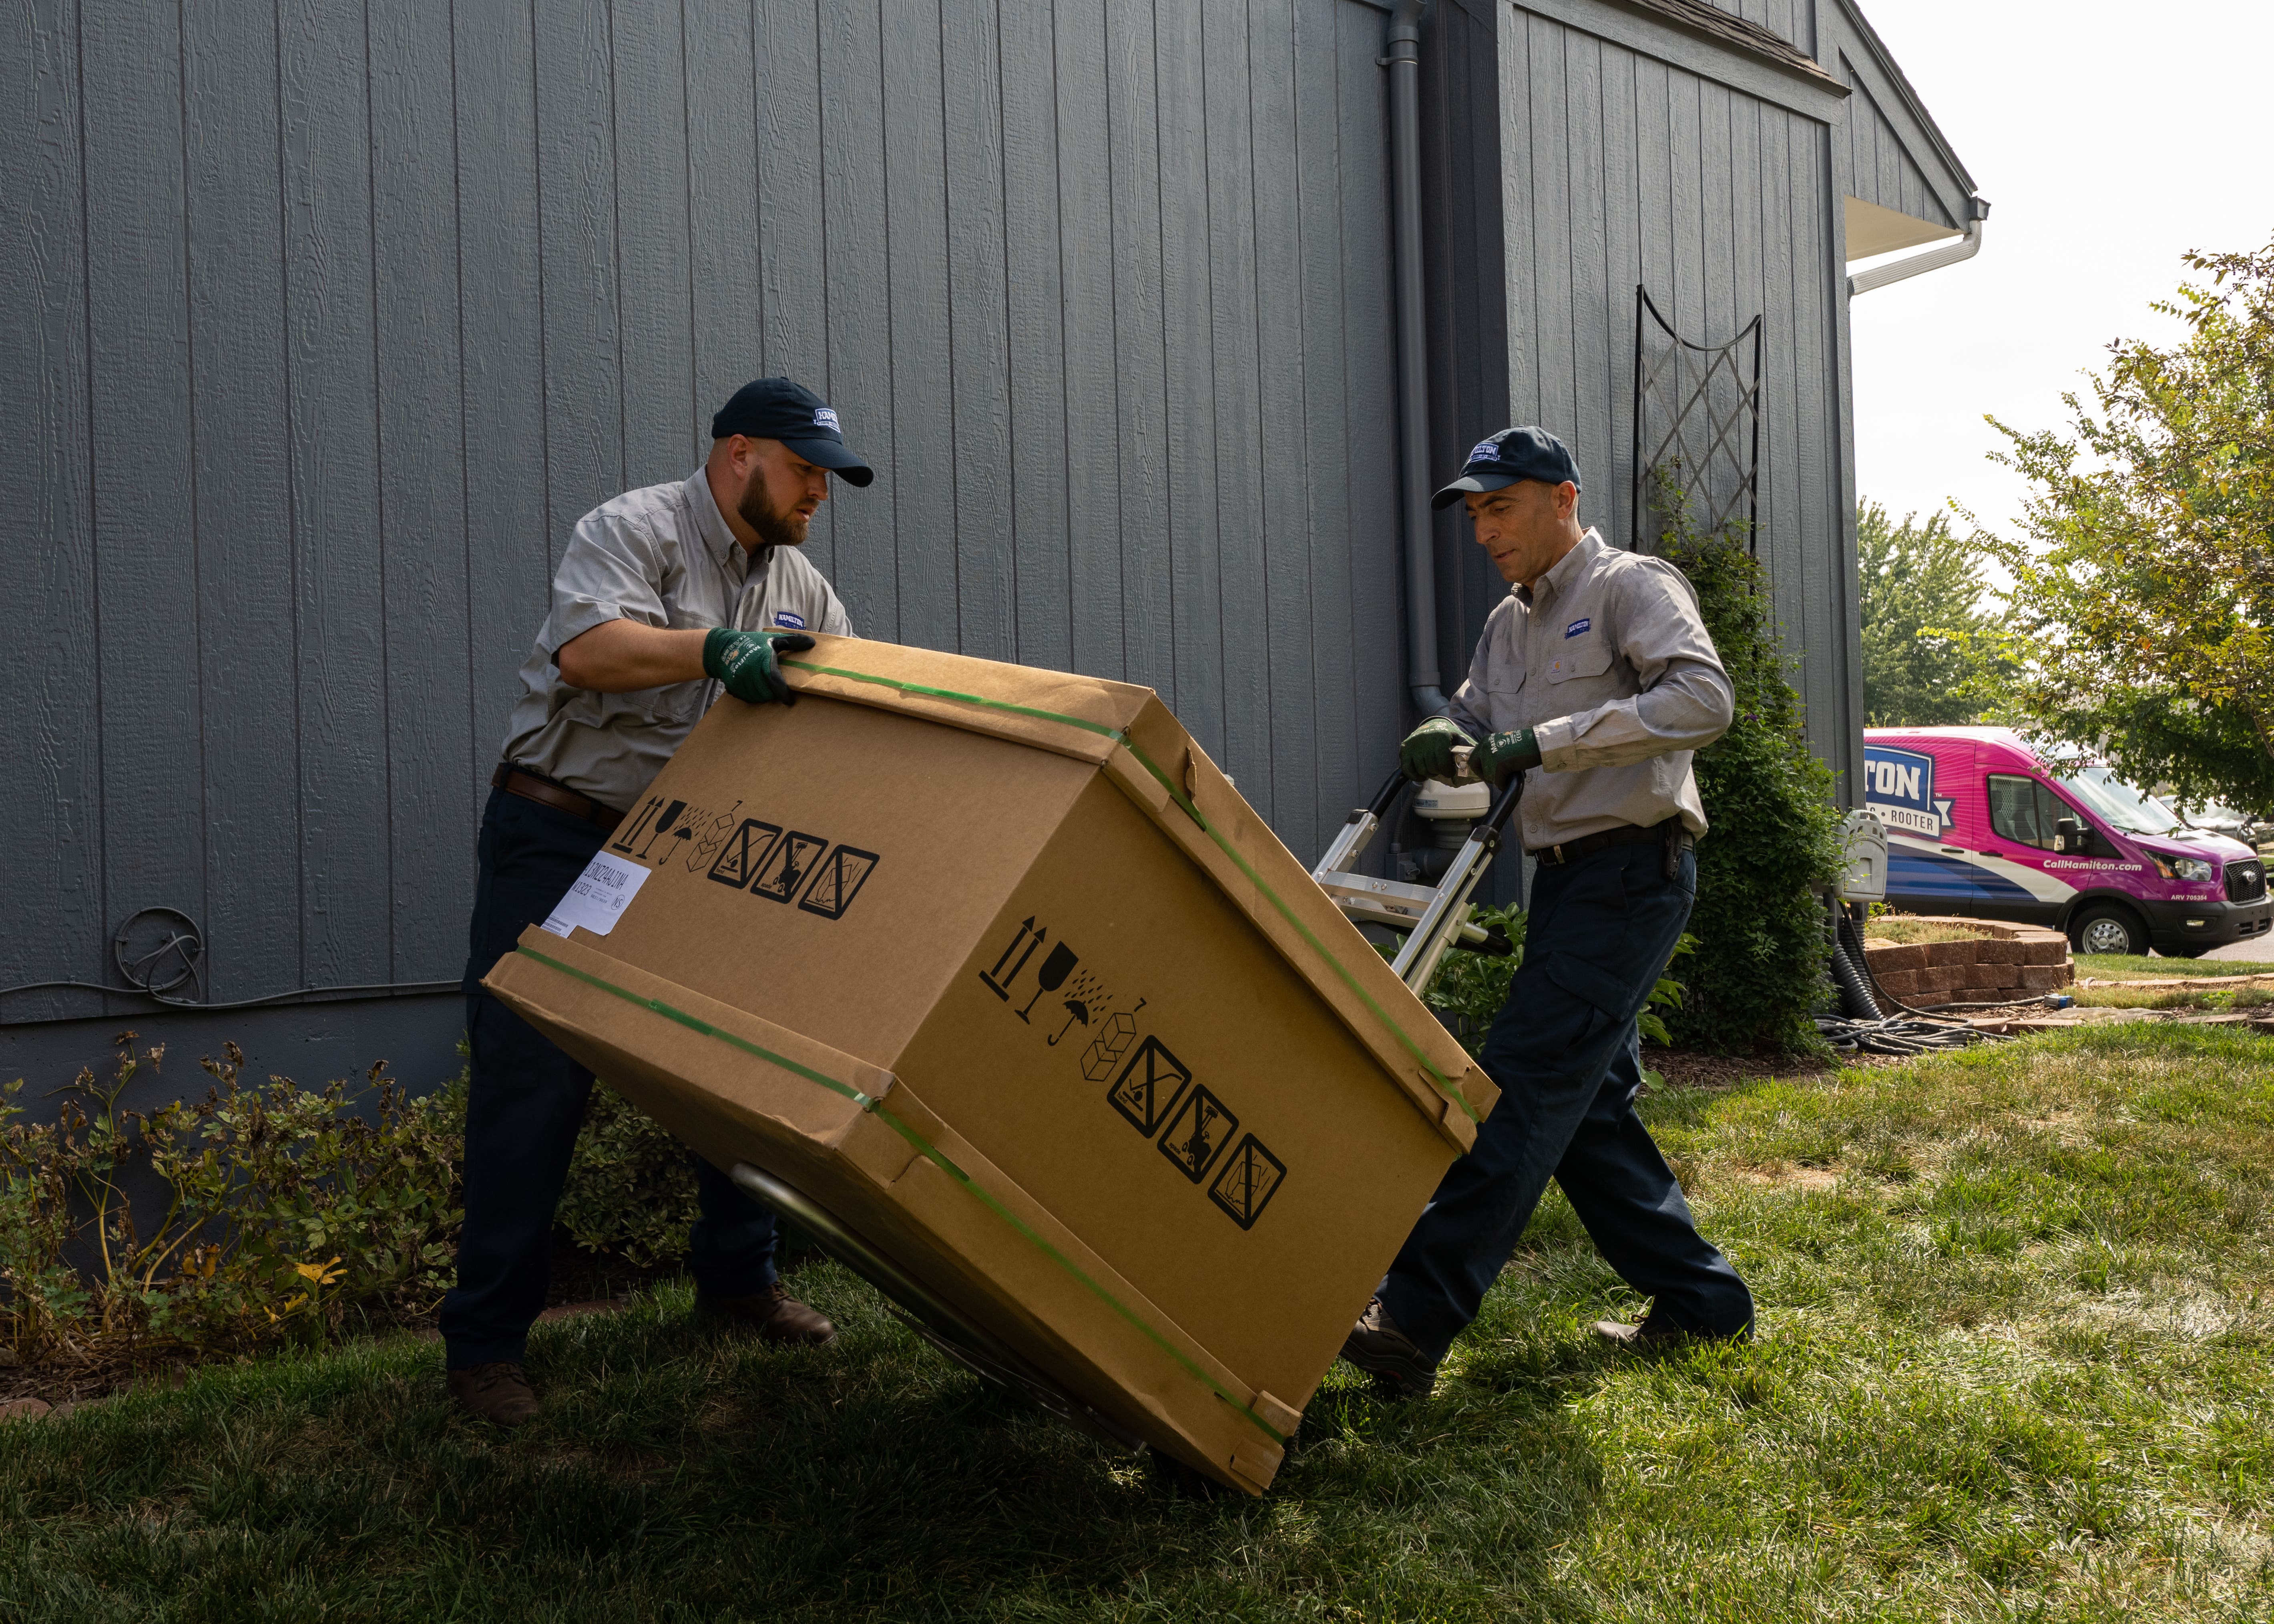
[1384,0,1447,718]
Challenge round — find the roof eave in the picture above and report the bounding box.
[1599,0,1848,98]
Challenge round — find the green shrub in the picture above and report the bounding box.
[1653,495,1846,1053]
[556,1082,700,1269]
[1,1037,708,1366]
[0,1036,464,1360]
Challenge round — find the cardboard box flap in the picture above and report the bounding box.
[486,930,900,1135]
[781,636,1146,766]
[861,1107,1292,1469]
[1110,701,1498,1150]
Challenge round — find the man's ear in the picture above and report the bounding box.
[1558,480,1579,520]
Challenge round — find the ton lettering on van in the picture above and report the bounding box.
[1862,744,1956,837]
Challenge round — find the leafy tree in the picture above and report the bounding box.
[1977,241,2274,813]
[1856,501,1993,726]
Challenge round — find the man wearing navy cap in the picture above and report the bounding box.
[1340,426,1756,1396]
[443,378,874,1424]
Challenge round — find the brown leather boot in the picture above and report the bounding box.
[695,1281,838,1347]
[1592,1311,1752,1348]
[448,1361,539,1426]
[1338,1296,1438,1398]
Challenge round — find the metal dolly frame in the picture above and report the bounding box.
[1312,766,1525,995]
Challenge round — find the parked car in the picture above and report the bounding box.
[2172,799,2272,849]
[1862,727,2273,957]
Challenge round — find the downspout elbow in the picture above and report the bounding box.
[1848,199,1989,297]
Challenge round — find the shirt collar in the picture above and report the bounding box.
[687,468,747,572]
[1516,527,1604,608]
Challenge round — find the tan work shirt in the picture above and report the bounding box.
[1444,528,1733,849]
[498,469,852,812]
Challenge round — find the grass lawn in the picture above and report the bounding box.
[2078,954,2274,980]
[4,1024,2269,1621]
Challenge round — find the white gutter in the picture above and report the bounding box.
[1848,198,1989,297]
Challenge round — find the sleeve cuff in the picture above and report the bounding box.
[1533,714,1580,771]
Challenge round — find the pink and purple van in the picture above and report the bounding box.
[1862,727,2272,958]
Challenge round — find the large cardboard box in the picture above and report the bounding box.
[485,637,1496,1493]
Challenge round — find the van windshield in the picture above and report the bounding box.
[2057,765,2184,836]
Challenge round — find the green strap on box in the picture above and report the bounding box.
[514,943,1286,1447]
[778,658,1477,1124]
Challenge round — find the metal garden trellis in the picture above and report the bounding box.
[1630,285,1763,555]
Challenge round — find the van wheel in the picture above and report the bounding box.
[2069,905,2146,958]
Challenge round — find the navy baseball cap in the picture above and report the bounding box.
[1431,425,1581,510]
[710,377,876,487]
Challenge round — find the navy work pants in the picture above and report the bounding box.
[439,787,779,1369]
[1379,839,1753,1360]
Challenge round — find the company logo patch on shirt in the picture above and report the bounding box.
[1565,617,1591,638]
[1468,437,1502,465]
[812,406,841,431]
[773,611,808,630]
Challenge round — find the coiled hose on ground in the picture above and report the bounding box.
[1814,909,2011,1056]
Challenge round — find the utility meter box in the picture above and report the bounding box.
[1838,808,1889,903]
[484,636,1495,1495]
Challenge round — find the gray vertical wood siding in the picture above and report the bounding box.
[1484,0,1862,791]
[1820,1,1971,234]
[1,0,1405,1026]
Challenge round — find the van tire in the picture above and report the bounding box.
[2069,904,2147,958]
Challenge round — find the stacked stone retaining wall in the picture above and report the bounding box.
[1862,918,2075,1006]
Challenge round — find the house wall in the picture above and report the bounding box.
[1477,0,1864,799]
[1,0,1408,1094]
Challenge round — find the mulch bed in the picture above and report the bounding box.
[1643,1047,1896,1090]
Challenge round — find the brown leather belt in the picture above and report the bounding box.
[491,764,627,834]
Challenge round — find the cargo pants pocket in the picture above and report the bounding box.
[1543,951,1641,1044]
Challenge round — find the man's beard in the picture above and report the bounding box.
[737,480,810,549]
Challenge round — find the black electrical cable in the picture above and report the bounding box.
[4,904,460,1026]
[0,977,461,1023]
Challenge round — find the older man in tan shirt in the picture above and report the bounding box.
[1340,426,1755,1397]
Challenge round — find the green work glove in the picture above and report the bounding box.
[1469,728,1542,789]
[1398,717,1475,784]
[703,626,816,707]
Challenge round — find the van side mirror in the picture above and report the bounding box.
[2053,817,2082,854]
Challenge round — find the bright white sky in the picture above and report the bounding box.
[1847,0,2274,543]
